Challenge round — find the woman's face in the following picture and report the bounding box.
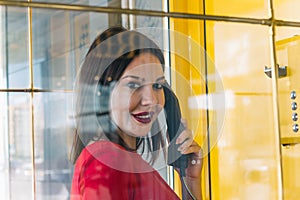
[110,52,165,138]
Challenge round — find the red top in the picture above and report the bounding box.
[70,140,180,200]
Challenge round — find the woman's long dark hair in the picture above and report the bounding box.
[70,27,166,164]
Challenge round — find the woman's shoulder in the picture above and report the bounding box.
[72,140,180,200]
[76,140,154,174]
[74,140,126,180]
[77,140,123,167]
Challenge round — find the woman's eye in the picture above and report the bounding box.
[153,83,163,90]
[126,82,141,89]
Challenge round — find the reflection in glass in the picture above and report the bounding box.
[32,9,111,90]
[274,0,300,22]
[275,27,300,200]
[2,7,29,89]
[7,93,33,200]
[205,0,268,18]
[34,92,75,199]
[206,21,280,199]
[33,0,164,11]
[0,93,9,200]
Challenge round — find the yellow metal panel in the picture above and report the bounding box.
[205,5,282,200]
[206,0,267,17]
[169,0,207,199]
[276,35,300,200]
[169,1,283,200]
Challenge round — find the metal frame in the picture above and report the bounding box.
[0,1,300,27]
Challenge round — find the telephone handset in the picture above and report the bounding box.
[163,83,189,177]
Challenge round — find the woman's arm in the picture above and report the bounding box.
[176,120,203,200]
[181,144,203,200]
[182,176,202,200]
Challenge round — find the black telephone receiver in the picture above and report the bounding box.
[163,83,189,177]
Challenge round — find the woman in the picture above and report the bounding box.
[70,27,203,199]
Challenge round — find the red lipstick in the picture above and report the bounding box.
[132,112,154,124]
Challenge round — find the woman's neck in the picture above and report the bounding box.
[118,130,137,151]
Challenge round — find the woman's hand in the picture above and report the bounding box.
[175,119,203,200]
[176,119,203,179]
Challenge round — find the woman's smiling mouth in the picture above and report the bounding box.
[132,112,154,124]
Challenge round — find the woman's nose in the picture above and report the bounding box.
[140,84,157,106]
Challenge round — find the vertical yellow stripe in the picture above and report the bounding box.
[168,0,206,199]
[27,1,36,199]
[267,0,284,199]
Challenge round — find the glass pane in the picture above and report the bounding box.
[34,0,165,11]
[0,92,9,200]
[205,0,268,18]
[32,9,109,90]
[123,14,165,31]
[165,20,209,198]
[274,0,300,22]
[169,0,204,14]
[0,7,6,89]
[8,93,33,200]
[34,0,107,6]
[32,8,167,90]
[134,0,164,11]
[206,21,281,199]
[1,7,29,89]
[34,92,74,199]
[275,26,300,200]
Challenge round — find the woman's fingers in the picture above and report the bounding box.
[176,130,193,151]
[176,118,202,156]
[176,119,192,143]
[181,118,188,127]
[176,118,195,153]
[181,141,202,155]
